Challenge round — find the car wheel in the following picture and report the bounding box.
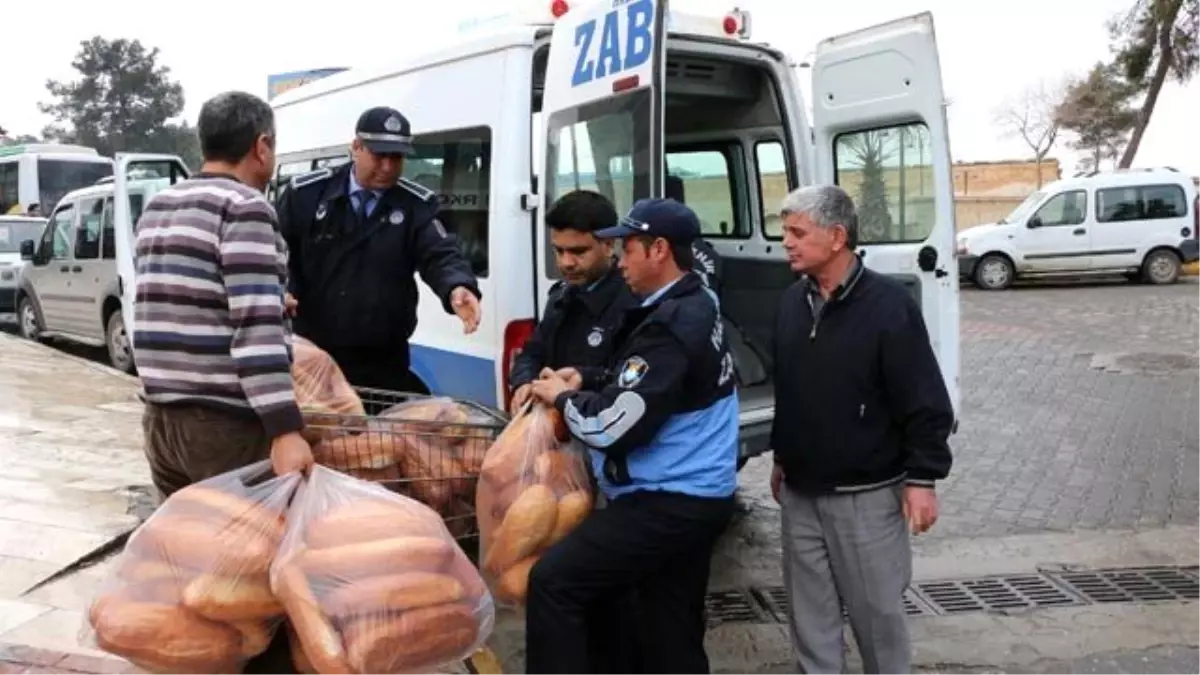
[1141,249,1181,285]
[106,310,136,374]
[973,254,1014,290]
[18,297,42,341]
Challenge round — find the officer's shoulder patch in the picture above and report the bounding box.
[397,177,437,203]
[617,355,650,389]
[289,168,333,190]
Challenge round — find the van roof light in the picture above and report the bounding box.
[550,0,569,18]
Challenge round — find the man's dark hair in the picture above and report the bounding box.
[197,91,275,164]
[546,190,618,234]
[628,235,693,272]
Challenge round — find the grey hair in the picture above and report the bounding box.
[780,185,859,249]
[197,91,275,164]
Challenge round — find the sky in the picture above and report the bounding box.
[1,0,1197,177]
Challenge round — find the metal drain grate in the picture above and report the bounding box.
[752,586,933,621]
[1046,566,1200,604]
[705,589,771,626]
[911,574,1084,615]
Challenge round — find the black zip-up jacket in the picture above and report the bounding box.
[274,164,480,351]
[770,264,954,493]
[509,263,635,392]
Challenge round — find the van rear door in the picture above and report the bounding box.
[112,154,191,342]
[535,0,669,316]
[811,12,961,414]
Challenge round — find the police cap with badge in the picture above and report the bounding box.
[356,106,415,156]
[595,197,700,267]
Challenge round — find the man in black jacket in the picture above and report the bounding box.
[509,190,636,413]
[769,185,954,674]
[274,107,481,393]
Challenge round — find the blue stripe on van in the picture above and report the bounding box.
[409,344,497,408]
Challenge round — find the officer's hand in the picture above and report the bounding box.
[450,287,481,334]
[530,375,569,405]
[284,293,298,317]
[510,384,533,414]
[551,367,583,391]
[270,431,314,477]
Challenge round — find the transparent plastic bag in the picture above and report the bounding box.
[81,461,301,674]
[475,403,594,605]
[271,465,495,674]
[293,336,367,444]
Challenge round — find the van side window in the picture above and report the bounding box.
[756,141,789,239]
[404,126,492,278]
[833,122,936,244]
[45,204,75,260]
[665,147,745,238]
[1031,190,1087,227]
[0,163,18,214]
[1097,184,1187,222]
[102,197,116,259]
[75,198,103,260]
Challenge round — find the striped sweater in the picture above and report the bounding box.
[132,173,303,438]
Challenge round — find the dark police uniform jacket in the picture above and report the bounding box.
[508,264,636,393]
[274,164,480,353]
[553,272,739,500]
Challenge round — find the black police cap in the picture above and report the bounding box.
[355,107,413,156]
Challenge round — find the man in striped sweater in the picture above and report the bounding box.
[133,91,313,498]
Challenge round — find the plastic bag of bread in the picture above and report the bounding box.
[293,336,367,444]
[475,402,594,605]
[271,465,494,674]
[81,461,301,674]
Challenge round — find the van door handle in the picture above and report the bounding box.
[59,265,70,272]
[1073,228,1087,236]
[71,265,82,273]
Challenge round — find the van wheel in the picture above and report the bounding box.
[974,254,1014,290]
[1141,249,1181,285]
[18,298,43,341]
[106,311,136,374]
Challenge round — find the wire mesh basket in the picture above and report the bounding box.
[300,387,507,556]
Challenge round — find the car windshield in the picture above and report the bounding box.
[37,159,114,212]
[0,220,45,253]
[999,191,1045,224]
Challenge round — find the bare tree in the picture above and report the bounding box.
[993,79,1067,187]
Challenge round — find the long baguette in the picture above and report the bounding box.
[298,536,455,579]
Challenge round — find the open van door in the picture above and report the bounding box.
[811,11,961,417]
[534,0,669,318]
[112,153,191,352]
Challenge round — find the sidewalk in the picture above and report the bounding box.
[0,333,146,673]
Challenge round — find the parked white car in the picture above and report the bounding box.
[957,167,1199,289]
[0,216,47,315]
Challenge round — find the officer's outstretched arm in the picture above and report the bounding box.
[413,211,481,313]
[273,186,303,299]
[552,324,686,457]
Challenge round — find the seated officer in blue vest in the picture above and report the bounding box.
[525,198,739,674]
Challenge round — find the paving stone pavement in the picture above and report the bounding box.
[937,279,1199,538]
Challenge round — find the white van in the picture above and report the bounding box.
[114,1,964,468]
[957,167,1200,289]
[15,168,185,372]
[0,144,114,215]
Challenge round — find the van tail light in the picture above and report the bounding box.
[502,319,537,410]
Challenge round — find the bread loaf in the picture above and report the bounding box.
[482,484,557,575]
[169,485,285,543]
[92,600,243,673]
[130,516,276,576]
[323,572,465,618]
[293,337,367,444]
[495,557,538,604]
[182,574,283,622]
[304,499,445,548]
[342,603,480,674]
[273,564,352,675]
[298,536,456,579]
[547,490,593,546]
[232,620,273,658]
[289,623,317,674]
[314,433,403,471]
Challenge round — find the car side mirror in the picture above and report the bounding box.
[19,240,35,261]
[1027,216,1044,229]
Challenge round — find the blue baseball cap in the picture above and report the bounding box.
[594,198,701,243]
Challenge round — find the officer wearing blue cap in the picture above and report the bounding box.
[275,107,481,395]
[525,198,739,674]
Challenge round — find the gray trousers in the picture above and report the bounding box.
[780,482,913,674]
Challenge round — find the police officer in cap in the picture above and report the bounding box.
[275,107,482,393]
